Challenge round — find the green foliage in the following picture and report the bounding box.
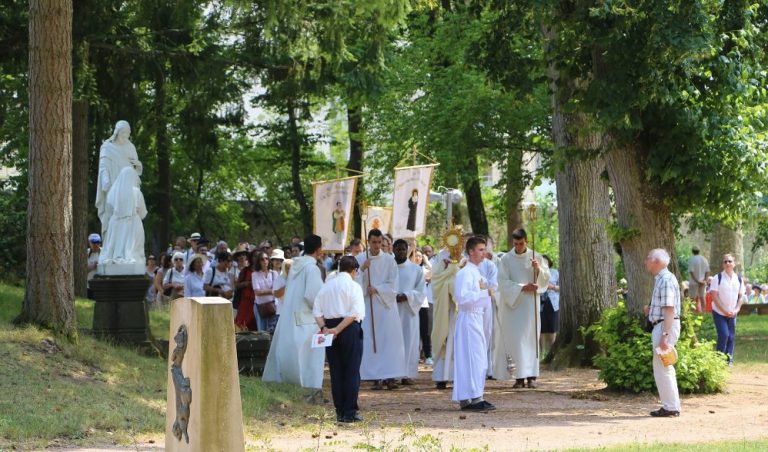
[587,300,728,394]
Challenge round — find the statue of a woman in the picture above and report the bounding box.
[99,166,147,265]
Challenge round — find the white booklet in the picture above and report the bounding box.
[311,333,335,348]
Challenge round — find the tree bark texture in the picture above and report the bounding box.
[20,0,76,338]
[505,148,524,246]
[287,100,311,235]
[605,144,678,317]
[347,106,363,240]
[461,154,489,236]
[72,100,89,298]
[154,67,171,255]
[710,223,744,275]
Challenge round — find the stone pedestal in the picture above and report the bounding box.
[166,297,245,452]
[91,275,151,344]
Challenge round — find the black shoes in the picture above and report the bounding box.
[338,413,364,423]
[512,379,526,389]
[650,407,680,417]
[461,400,497,412]
[435,381,448,390]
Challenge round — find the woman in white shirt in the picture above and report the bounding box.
[184,256,206,298]
[540,255,560,356]
[162,252,187,301]
[411,249,433,365]
[252,251,279,333]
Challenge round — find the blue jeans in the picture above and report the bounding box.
[712,311,736,363]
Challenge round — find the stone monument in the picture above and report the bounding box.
[166,297,245,452]
[90,120,151,344]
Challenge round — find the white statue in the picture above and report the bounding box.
[95,121,146,273]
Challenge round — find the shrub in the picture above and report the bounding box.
[586,300,728,394]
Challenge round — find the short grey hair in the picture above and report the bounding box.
[648,248,671,267]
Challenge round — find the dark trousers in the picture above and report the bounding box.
[712,311,736,363]
[325,318,363,418]
[419,306,432,358]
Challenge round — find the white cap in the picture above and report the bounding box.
[88,233,101,243]
[188,232,201,241]
[172,252,185,261]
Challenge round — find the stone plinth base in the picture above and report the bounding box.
[166,297,245,452]
[91,275,151,344]
[97,261,145,276]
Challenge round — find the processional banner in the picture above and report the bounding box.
[363,206,393,236]
[392,164,437,239]
[312,176,359,253]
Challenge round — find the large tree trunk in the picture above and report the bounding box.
[461,154,489,235]
[154,67,171,256]
[19,0,76,339]
[710,223,744,275]
[72,100,89,298]
[347,106,363,239]
[505,148,525,245]
[287,100,311,235]
[605,144,677,317]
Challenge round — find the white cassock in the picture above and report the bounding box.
[477,258,498,376]
[397,260,426,379]
[262,256,325,389]
[430,249,459,382]
[452,262,492,402]
[494,249,550,380]
[356,251,406,380]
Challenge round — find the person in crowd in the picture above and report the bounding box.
[495,228,550,389]
[169,236,186,256]
[687,246,710,313]
[431,245,460,390]
[234,250,257,331]
[422,245,434,262]
[762,284,768,303]
[203,251,234,300]
[323,253,334,272]
[349,239,363,257]
[412,249,433,366]
[259,240,274,257]
[382,234,394,255]
[356,229,406,390]
[197,243,211,273]
[273,258,293,316]
[540,255,560,357]
[270,249,285,273]
[643,248,682,417]
[748,283,764,304]
[394,239,426,386]
[704,276,715,313]
[263,234,326,391]
[709,253,745,365]
[184,255,206,297]
[163,252,186,301]
[313,255,366,423]
[154,253,171,305]
[290,244,302,258]
[184,232,201,267]
[290,236,302,248]
[145,254,158,305]
[453,236,496,412]
[86,233,102,299]
[252,251,279,333]
[474,235,499,381]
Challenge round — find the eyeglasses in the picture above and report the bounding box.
[174,258,183,261]
[723,260,733,263]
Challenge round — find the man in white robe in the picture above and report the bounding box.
[494,228,550,389]
[263,235,326,390]
[453,237,496,411]
[431,247,459,389]
[356,229,405,390]
[393,239,426,384]
[477,251,499,378]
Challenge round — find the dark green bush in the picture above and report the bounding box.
[586,300,728,393]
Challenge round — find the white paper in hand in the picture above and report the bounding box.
[311,333,334,348]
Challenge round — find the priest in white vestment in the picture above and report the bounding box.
[453,237,496,411]
[263,235,326,390]
[356,229,405,390]
[430,248,459,389]
[494,228,550,388]
[393,239,426,383]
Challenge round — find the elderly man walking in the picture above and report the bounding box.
[644,248,682,417]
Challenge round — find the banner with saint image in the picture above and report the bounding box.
[392,164,437,239]
[312,176,359,253]
[363,206,393,237]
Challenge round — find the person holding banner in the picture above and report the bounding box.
[494,229,550,388]
[355,229,406,390]
[431,247,460,389]
[393,239,427,385]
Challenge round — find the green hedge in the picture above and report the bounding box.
[587,300,728,393]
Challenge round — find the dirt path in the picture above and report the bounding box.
[264,366,768,451]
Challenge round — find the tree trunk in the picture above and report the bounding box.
[505,148,525,245]
[287,100,311,235]
[19,0,76,339]
[72,100,89,298]
[347,106,363,239]
[154,67,171,256]
[710,223,744,275]
[605,144,678,317]
[461,154,489,236]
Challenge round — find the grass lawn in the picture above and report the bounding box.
[0,283,320,450]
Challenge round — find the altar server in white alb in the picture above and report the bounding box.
[431,246,460,389]
[263,234,326,390]
[494,228,550,388]
[452,236,496,412]
[393,239,426,385]
[356,229,406,390]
